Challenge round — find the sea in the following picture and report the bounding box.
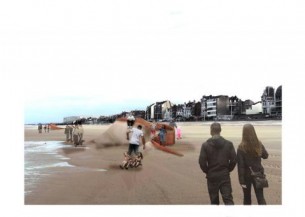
[24,140,108,196]
[24,141,75,195]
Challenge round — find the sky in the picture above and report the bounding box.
[1,1,305,217]
[1,1,295,124]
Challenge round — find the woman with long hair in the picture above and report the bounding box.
[237,123,269,205]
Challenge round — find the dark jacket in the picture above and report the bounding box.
[236,145,269,185]
[199,135,237,181]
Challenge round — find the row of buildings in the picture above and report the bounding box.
[145,85,282,121]
[63,85,282,124]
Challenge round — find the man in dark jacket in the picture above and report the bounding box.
[199,122,237,205]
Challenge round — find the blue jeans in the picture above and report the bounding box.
[159,134,166,144]
[128,143,139,156]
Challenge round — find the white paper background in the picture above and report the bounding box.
[0,0,304,216]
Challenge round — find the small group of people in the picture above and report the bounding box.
[64,121,84,147]
[38,123,49,133]
[199,122,269,205]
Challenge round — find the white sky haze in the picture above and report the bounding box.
[2,0,289,123]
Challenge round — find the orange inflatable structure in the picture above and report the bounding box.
[116,117,183,157]
[49,124,64,130]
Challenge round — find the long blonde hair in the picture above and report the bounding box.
[238,124,262,157]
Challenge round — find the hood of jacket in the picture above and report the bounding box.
[207,135,226,149]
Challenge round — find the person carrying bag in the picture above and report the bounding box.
[237,124,269,205]
[249,166,269,189]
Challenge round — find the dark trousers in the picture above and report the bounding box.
[243,179,266,205]
[127,120,135,127]
[207,176,234,205]
[128,143,139,156]
[73,134,79,146]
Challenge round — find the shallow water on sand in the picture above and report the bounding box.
[24,141,107,196]
[24,141,75,195]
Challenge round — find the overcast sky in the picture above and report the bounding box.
[1,1,301,124]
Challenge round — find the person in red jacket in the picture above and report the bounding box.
[237,124,269,205]
[199,122,237,205]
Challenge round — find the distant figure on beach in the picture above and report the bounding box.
[150,120,157,138]
[199,122,237,205]
[38,123,42,133]
[47,124,50,133]
[169,119,177,129]
[126,125,145,156]
[64,125,70,142]
[78,122,84,145]
[44,125,47,133]
[158,125,167,146]
[69,124,73,142]
[237,124,269,205]
[127,112,135,129]
[73,124,80,147]
[176,126,182,139]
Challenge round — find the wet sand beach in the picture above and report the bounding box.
[24,121,282,205]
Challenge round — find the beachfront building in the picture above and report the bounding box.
[246,101,263,115]
[169,104,177,119]
[261,86,276,116]
[194,101,202,118]
[63,116,83,124]
[146,100,173,121]
[132,110,146,119]
[201,96,208,120]
[181,101,202,120]
[273,85,282,117]
[170,104,184,120]
[145,103,155,120]
[201,95,230,120]
[229,96,244,117]
[183,102,193,118]
[83,117,98,124]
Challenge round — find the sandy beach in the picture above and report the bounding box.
[24,121,282,205]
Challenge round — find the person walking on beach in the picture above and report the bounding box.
[150,120,157,138]
[69,124,73,142]
[38,123,42,133]
[237,124,269,205]
[44,125,47,133]
[127,112,135,129]
[47,124,50,133]
[64,125,70,142]
[78,122,84,146]
[199,122,237,205]
[176,126,182,139]
[158,125,167,146]
[73,124,80,147]
[126,125,145,156]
